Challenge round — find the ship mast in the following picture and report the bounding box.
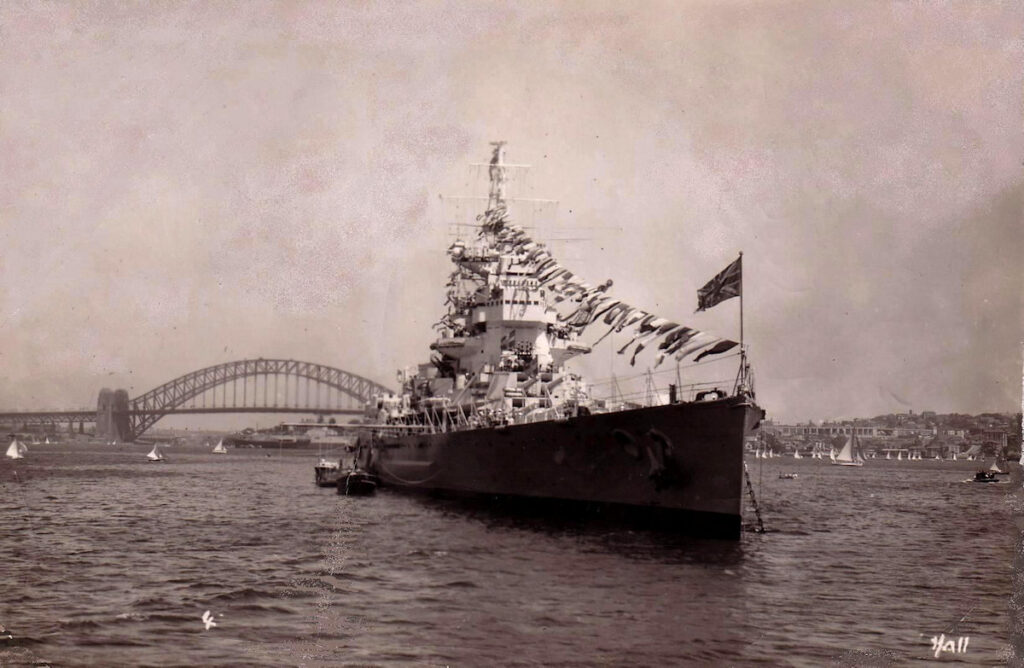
[487,141,508,212]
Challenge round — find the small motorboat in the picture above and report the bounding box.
[965,470,1008,484]
[778,473,798,480]
[314,458,342,487]
[338,469,378,496]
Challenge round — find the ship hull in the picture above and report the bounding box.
[368,396,763,539]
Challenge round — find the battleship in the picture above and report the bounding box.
[357,143,764,539]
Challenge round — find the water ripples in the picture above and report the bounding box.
[0,445,1016,665]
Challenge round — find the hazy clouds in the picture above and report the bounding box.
[1,1,1021,423]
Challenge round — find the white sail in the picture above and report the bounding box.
[212,439,228,454]
[793,449,802,459]
[147,446,164,462]
[836,438,854,462]
[897,451,902,461]
[6,439,24,460]
[833,435,864,466]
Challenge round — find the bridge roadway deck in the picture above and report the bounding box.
[0,407,363,422]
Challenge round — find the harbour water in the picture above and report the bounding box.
[0,443,1016,666]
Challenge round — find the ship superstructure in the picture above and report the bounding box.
[360,143,763,538]
[372,142,596,427]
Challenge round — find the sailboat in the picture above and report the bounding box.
[6,438,27,460]
[146,445,166,462]
[832,434,865,467]
[829,447,837,463]
[212,439,228,454]
[897,451,902,461]
[989,458,1008,475]
[793,449,802,459]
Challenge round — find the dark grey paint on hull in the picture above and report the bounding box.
[368,396,763,539]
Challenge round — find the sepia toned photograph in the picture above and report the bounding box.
[1,2,1021,665]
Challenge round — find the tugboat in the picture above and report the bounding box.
[358,143,764,539]
[338,469,378,496]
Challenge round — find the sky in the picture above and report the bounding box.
[1,0,1021,426]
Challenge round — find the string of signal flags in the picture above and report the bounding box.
[476,214,743,369]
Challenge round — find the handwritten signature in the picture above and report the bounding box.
[928,634,969,658]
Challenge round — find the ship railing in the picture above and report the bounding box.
[421,408,440,434]
[454,404,473,430]
[595,378,738,409]
[407,402,482,434]
[520,407,562,424]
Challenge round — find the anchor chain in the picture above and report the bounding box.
[743,461,766,533]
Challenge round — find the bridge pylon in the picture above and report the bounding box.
[96,388,131,443]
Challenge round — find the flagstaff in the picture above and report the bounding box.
[739,251,744,353]
[739,251,746,392]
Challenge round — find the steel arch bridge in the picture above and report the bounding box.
[0,359,394,442]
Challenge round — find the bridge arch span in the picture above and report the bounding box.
[122,359,393,441]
